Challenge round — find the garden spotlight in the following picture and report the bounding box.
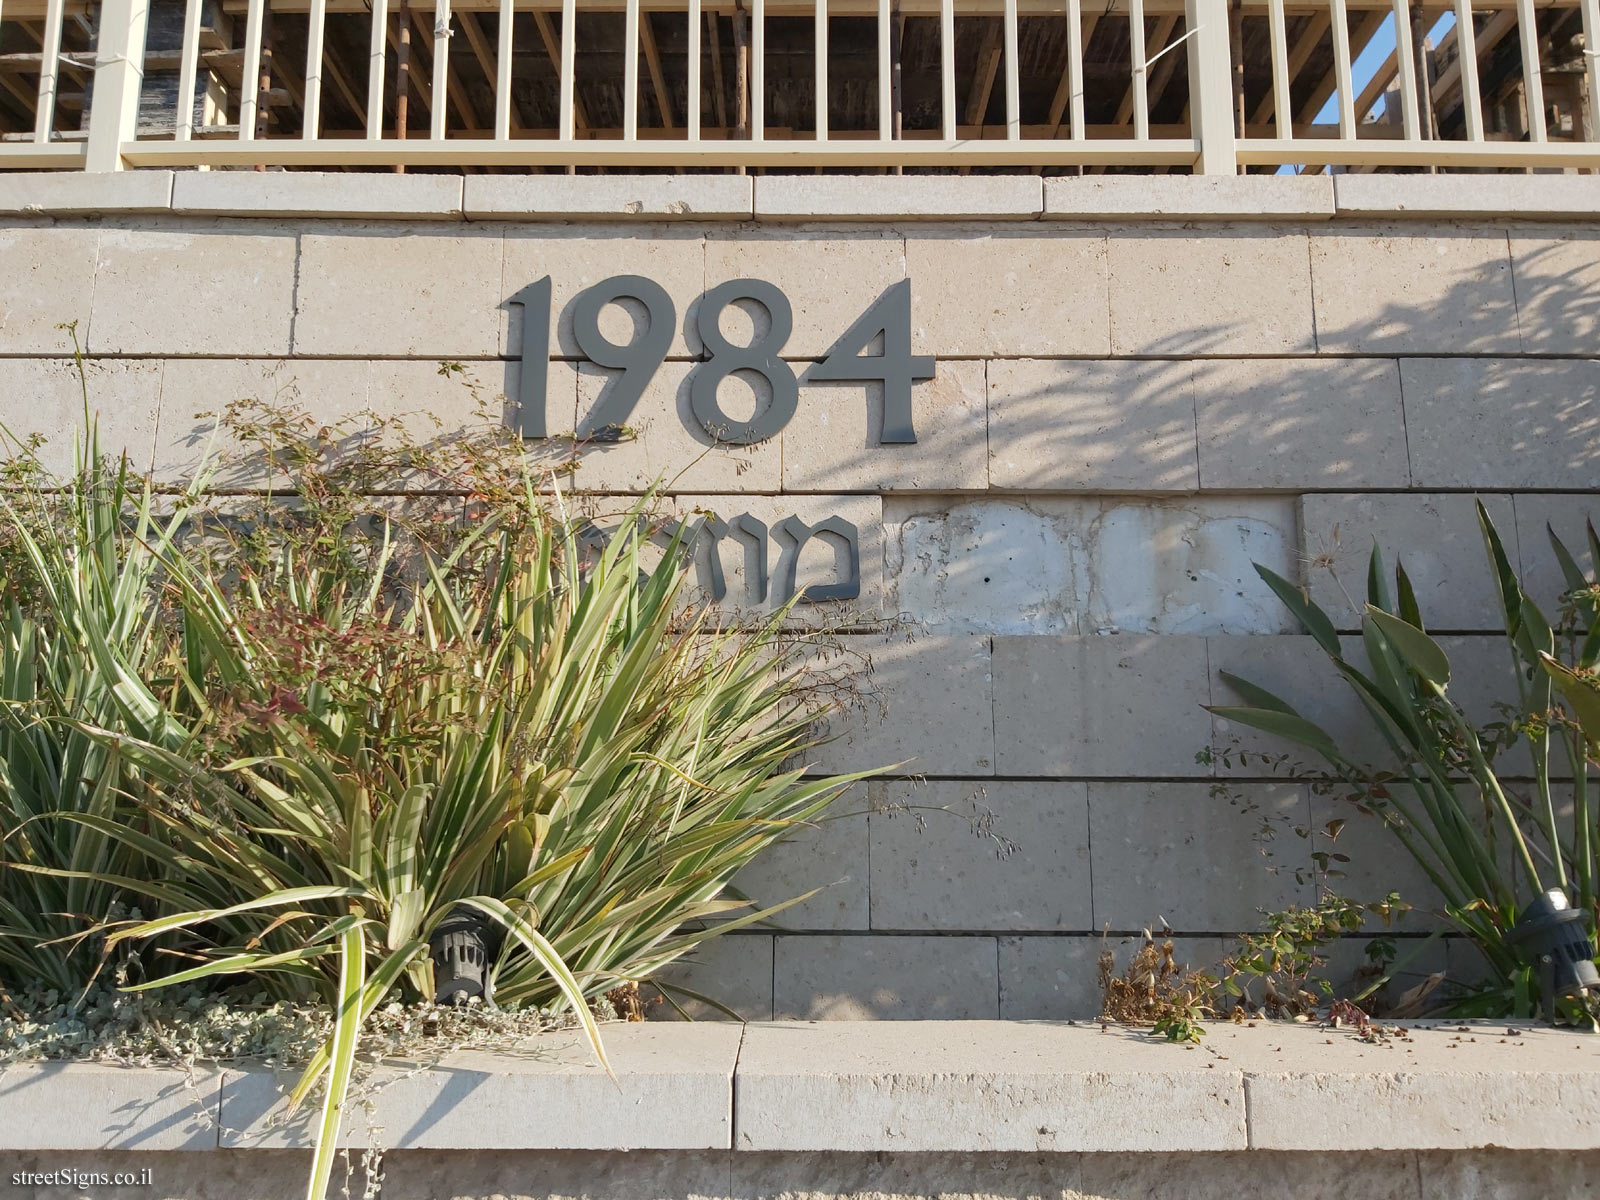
[430,906,501,1006]
[1507,888,1599,1022]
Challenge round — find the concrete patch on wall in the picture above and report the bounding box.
[884,495,1298,635]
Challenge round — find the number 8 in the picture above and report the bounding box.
[691,279,799,445]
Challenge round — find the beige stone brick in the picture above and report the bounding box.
[0,225,98,353]
[1310,226,1520,354]
[89,224,297,355]
[0,170,172,215]
[868,780,1091,931]
[991,635,1212,777]
[1000,935,1230,1021]
[987,358,1199,492]
[1400,358,1600,490]
[1310,794,1451,932]
[727,796,869,931]
[643,932,774,1021]
[153,358,371,486]
[1192,357,1409,489]
[1300,493,1518,631]
[0,357,162,476]
[503,226,706,359]
[1048,174,1334,220]
[885,496,1296,637]
[1334,173,1600,221]
[1512,493,1600,621]
[704,231,902,358]
[798,633,994,777]
[756,174,1042,220]
[173,171,463,219]
[468,174,752,220]
[570,361,782,493]
[903,231,1108,356]
[783,359,988,493]
[1108,228,1315,355]
[1511,230,1600,355]
[772,934,999,1019]
[1087,782,1312,929]
[293,227,503,356]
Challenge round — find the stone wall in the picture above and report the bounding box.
[2,178,1596,1020]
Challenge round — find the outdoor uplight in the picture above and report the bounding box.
[429,906,501,1006]
[1507,888,1600,1021]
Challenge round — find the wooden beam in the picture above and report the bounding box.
[1248,10,1327,125]
[388,19,433,113]
[458,10,522,129]
[1114,13,1175,124]
[1294,8,1385,124]
[963,17,1002,125]
[708,8,728,129]
[410,6,483,128]
[1047,12,1098,133]
[323,47,367,126]
[638,11,676,128]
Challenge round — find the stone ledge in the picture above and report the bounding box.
[1332,173,1600,220]
[2,1020,1594,1154]
[1044,175,1335,220]
[170,170,465,219]
[463,175,753,220]
[0,170,174,215]
[753,175,1043,220]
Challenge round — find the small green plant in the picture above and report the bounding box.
[1098,935,1215,1042]
[1210,502,1600,1022]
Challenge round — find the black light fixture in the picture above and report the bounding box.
[1507,888,1600,1022]
[429,905,501,1006]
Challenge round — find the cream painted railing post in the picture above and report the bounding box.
[1184,0,1236,175]
[85,0,151,170]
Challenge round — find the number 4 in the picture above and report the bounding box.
[808,279,935,445]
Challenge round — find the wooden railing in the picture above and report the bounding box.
[0,0,1594,172]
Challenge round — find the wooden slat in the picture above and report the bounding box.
[1127,0,1147,138]
[367,0,388,137]
[558,0,576,137]
[1453,0,1484,139]
[1115,13,1172,124]
[877,0,890,137]
[1266,0,1290,132]
[752,0,764,138]
[1003,0,1019,136]
[178,0,205,138]
[1249,10,1324,125]
[1583,0,1600,142]
[1329,0,1356,136]
[431,0,450,137]
[238,0,264,139]
[33,0,63,141]
[624,0,639,137]
[939,0,953,138]
[1388,0,1420,138]
[814,0,826,137]
[640,11,674,127]
[687,0,702,138]
[1513,0,1545,140]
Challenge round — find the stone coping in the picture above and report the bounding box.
[1,171,1598,222]
[1,1019,1597,1154]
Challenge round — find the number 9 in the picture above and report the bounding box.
[571,275,676,436]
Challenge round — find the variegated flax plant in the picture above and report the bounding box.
[1211,500,1600,1023]
[0,380,882,1200]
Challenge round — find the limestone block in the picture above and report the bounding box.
[1046,174,1335,219]
[0,170,172,214]
[1231,1020,1600,1150]
[666,493,884,627]
[756,175,1042,220]
[1334,172,1600,220]
[88,224,296,356]
[1416,1149,1600,1200]
[797,633,994,776]
[1107,228,1315,355]
[1192,357,1409,489]
[987,358,1199,492]
[771,936,1000,1019]
[383,1149,734,1200]
[173,171,463,219]
[868,780,1091,931]
[645,932,776,1021]
[991,635,1212,777]
[704,231,903,358]
[570,361,782,493]
[1300,493,1518,631]
[1512,493,1600,620]
[503,226,706,359]
[782,358,989,493]
[1400,358,1600,490]
[0,1064,220,1149]
[734,1022,1248,1150]
[1086,782,1312,930]
[727,796,869,931]
[293,227,503,356]
[0,225,97,353]
[467,174,753,220]
[1318,934,1451,998]
[222,1024,742,1149]
[728,1148,1088,1200]
[1080,1149,1422,1200]
[152,358,371,486]
[999,935,1230,1021]
[0,358,162,476]
[366,357,528,436]
[886,495,1296,637]
[1510,230,1600,355]
[1309,226,1520,354]
[903,232,1108,356]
